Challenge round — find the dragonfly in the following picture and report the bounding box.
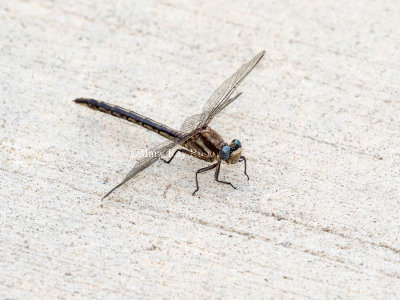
[74,50,265,199]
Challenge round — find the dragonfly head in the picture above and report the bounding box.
[219,139,242,164]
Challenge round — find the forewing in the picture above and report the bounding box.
[200,50,265,125]
[209,92,242,121]
[178,51,264,133]
[102,137,186,199]
[179,113,203,134]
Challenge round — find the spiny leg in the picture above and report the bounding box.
[192,163,218,196]
[214,161,237,189]
[239,156,249,180]
[161,149,192,164]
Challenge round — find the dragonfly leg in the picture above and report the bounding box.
[214,162,237,190]
[239,156,249,180]
[161,149,192,164]
[192,163,218,196]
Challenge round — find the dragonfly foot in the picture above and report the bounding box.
[215,179,236,190]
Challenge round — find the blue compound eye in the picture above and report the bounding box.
[220,145,231,160]
[233,139,241,147]
[230,139,242,152]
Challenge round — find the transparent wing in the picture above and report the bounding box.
[179,113,203,133]
[209,92,242,121]
[179,51,264,133]
[179,93,242,132]
[200,50,265,125]
[102,137,188,199]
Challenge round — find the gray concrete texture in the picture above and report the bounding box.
[1,0,400,298]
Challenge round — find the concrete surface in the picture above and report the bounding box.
[1,0,400,298]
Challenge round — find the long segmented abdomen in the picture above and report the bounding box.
[74,98,181,141]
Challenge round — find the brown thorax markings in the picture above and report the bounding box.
[182,126,242,164]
